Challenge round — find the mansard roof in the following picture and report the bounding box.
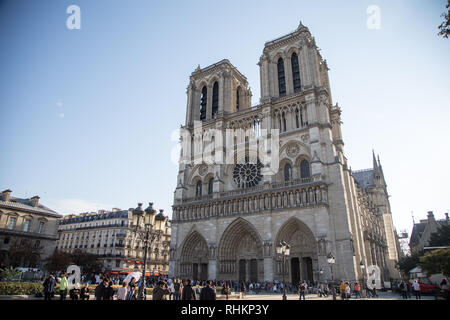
[60,209,129,225]
[0,196,61,218]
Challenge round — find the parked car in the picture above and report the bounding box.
[418,282,440,294]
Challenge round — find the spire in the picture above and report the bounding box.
[372,149,378,169]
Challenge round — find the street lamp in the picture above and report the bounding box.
[132,202,166,300]
[327,252,336,300]
[360,260,365,297]
[276,240,290,300]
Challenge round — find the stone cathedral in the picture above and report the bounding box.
[169,23,399,285]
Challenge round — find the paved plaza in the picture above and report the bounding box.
[0,291,436,300]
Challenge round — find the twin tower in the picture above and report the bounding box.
[169,22,399,285]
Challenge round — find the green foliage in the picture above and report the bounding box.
[70,249,102,274]
[428,224,450,247]
[419,248,450,277]
[0,267,21,282]
[46,249,102,274]
[45,249,72,272]
[396,250,424,277]
[0,282,43,295]
[438,0,450,38]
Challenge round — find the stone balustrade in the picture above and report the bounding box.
[173,177,328,222]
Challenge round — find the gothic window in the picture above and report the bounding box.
[236,87,240,111]
[282,112,287,132]
[196,180,202,197]
[212,82,219,117]
[284,163,292,182]
[295,108,300,128]
[233,160,263,188]
[208,177,214,195]
[300,160,310,178]
[277,58,286,96]
[200,86,207,121]
[291,52,301,92]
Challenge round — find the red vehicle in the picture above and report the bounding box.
[418,282,440,294]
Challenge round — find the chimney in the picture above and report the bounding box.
[445,213,449,221]
[427,211,435,220]
[1,189,12,202]
[30,196,40,207]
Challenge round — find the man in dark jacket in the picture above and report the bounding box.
[43,274,56,300]
[200,281,216,300]
[181,279,196,300]
[153,281,170,300]
[95,278,108,300]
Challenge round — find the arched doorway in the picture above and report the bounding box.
[275,217,317,286]
[218,218,264,282]
[179,231,209,280]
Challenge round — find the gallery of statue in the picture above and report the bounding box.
[168,23,399,285]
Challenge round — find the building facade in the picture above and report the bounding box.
[169,23,399,284]
[57,207,171,276]
[0,189,62,269]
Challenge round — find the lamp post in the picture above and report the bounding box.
[327,252,336,300]
[276,240,290,300]
[132,202,166,300]
[360,260,365,298]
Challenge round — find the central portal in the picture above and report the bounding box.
[239,259,246,282]
[291,257,300,285]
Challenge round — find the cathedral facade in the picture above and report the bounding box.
[169,23,399,285]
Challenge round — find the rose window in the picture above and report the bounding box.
[232,160,263,188]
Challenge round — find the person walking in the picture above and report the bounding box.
[299,283,306,300]
[126,277,137,300]
[222,284,230,300]
[173,279,181,300]
[200,280,217,300]
[353,282,362,299]
[43,274,56,300]
[400,281,408,299]
[168,280,175,300]
[240,281,246,299]
[59,272,69,300]
[181,279,196,300]
[412,280,421,300]
[345,282,351,300]
[153,281,170,300]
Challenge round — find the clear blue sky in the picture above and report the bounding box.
[1,0,449,236]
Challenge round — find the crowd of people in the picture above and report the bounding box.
[41,271,449,300]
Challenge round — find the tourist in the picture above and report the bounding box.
[153,281,170,300]
[69,284,80,300]
[200,280,216,300]
[412,280,421,300]
[127,277,137,300]
[181,279,196,300]
[173,279,181,300]
[59,272,69,300]
[80,283,90,300]
[43,274,56,300]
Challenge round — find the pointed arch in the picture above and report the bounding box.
[291,52,301,92]
[275,217,317,254]
[218,218,263,260]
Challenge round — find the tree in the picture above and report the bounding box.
[438,0,450,38]
[396,250,424,278]
[46,249,72,273]
[7,239,43,268]
[70,249,102,274]
[428,224,450,247]
[419,248,450,277]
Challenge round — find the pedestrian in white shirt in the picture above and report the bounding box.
[117,281,128,300]
[412,280,421,300]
